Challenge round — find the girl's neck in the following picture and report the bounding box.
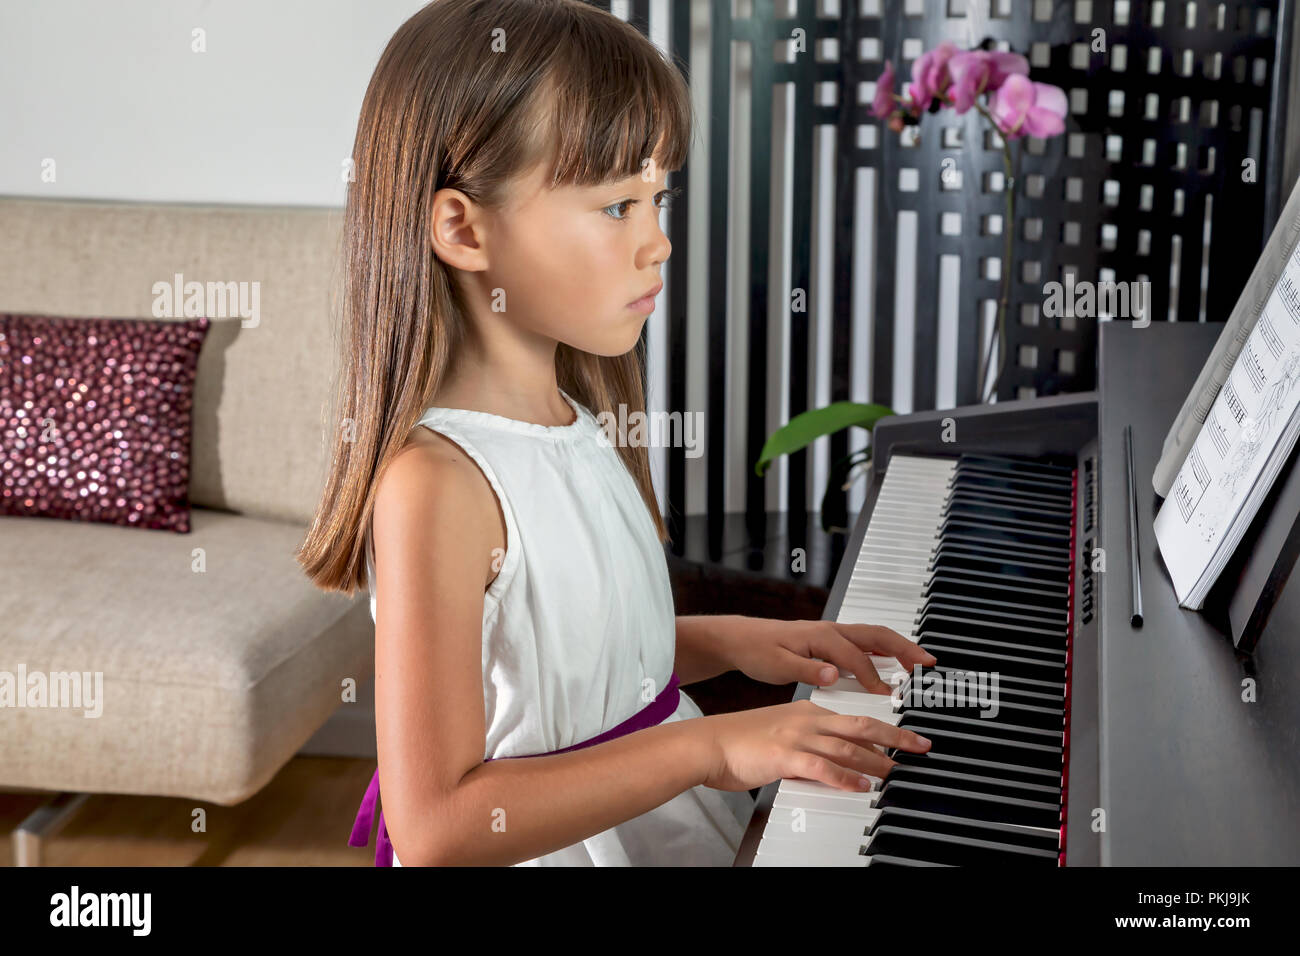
[431,382,574,428]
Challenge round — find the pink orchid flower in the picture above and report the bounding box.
[988,74,1068,138]
[870,60,896,119]
[947,50,1030,113]
[905,41,958,113]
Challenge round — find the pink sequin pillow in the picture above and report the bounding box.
[0,313,210,532]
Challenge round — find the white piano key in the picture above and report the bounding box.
[773,788,881,816]
[840,595,923,610]
[820,665,911,692]
[810,689,903,722]
[777,777,883,800]
[865,657,910,681]
[809,685,899,707]
[822,675,894,694]
[761,811,878,843]
[754,841,872,866]
[765,805,881,835]
[760,811,880,849]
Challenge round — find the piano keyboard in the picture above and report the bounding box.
[752,453,1078,867]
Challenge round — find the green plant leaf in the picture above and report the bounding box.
[755,402,893,478]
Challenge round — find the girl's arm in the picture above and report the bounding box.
[372,436,717,867]
[674,614,740,685]
[427,719,711,865]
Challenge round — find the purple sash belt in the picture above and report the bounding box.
[348,671,681,866]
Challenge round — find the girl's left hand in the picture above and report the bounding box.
[722,617,936,694]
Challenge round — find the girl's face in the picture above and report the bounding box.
[474,155,675,358]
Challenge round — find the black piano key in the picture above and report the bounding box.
[868,806,1061,853]
[929,550,1070,583]
[927,558,1071,587]
[948,474,1073,499]
[946,490,1073,517]
[943,493,1074,525]
[949,471,1074,499]
[875,780,1062,830]
[943,505,1071,535]
[940,516,1071,548]
[899,693,1064,730]
[915,631,1066,663]
[916,616,1068,648]
[916,605,1067,640]
[888,749,1063,788]
[924,572,1066,608]
[898,710,1064,748]
[895,676,1065,719]
[939,529,1072,560]
[924,566,1069,598]
[864,824,1058,865]
[924,663,1066,699]
[863,854,954,867]
[954,457,1074,486]
[917,641,1068,683]
[944,488,1072,512]
[918,595,1068,628]
[883,763,1063,805]
[957,453,1076,478]
[896,719,1064,770]
[931,537,1072,570]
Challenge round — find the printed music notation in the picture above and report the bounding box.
[1155,244,1300,607]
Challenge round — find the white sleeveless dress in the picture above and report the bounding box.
[364,387,754,865]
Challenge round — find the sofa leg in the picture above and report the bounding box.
[14,792,91,866]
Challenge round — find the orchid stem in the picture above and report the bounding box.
[896,89,1019,403]
[969,100,1016,404]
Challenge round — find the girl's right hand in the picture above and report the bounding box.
[700,699,932,793]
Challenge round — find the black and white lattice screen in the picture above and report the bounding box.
[594,0,1293,556]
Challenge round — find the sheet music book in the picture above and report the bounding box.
[1154,241,1300,608]
[1153,174,1300,498]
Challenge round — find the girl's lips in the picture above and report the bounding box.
[628,281,663,306]
[626,294,656,313]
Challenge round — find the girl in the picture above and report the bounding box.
[297,0,934,867]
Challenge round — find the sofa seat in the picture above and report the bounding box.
[0,507,373,805]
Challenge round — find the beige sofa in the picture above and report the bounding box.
[0,197,376,864]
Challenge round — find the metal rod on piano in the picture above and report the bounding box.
[1125,424,1144,628]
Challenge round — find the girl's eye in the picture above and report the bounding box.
[602,200,634,221]
[655,187,681,209]
[602,188,682,221]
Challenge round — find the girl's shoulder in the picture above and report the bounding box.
[373,424,506,590]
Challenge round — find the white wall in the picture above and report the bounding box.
[0,0,428,206]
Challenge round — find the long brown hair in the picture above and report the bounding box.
[297,0,691,595]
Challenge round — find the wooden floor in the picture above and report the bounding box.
[0,757,379,867]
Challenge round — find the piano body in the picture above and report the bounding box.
[735,321,1300,866]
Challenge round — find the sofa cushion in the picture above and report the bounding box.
[0,507,374,804]
[0,312,209,532]
[0,198,346,525]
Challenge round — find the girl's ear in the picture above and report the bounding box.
[430,187,490,272]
